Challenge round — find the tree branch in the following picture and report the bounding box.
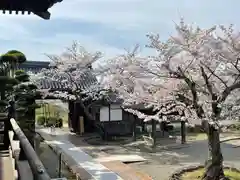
[219,81,240,103]
[201,63,228,88]
[177,67,204,118]
[176,93,193,106]
[200,66,220,117]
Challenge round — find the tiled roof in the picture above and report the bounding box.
[18,61,98,91]
[38,70,98,91]
[39,79,64,90]
[18,61,50,73]
[20,61,50,67]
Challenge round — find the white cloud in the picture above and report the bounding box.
[33,33,126,57]
[0,14,125,61]
[50,0,175,31]
[0,31,125,61]
[0,0,238,61]
[50,0,238,31]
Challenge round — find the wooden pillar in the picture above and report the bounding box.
[79,116,84,135]
[160,121,165,137]
[108,104,111,122]
[141,120,145,132]
[68,100,74,132]
[151,119,156,148]
[70,100,79,133]
[181,120,186,144]
[74,101,79,134]
[132,115,137,141]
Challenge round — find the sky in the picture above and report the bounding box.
[0,0,239,62]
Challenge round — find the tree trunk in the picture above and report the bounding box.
[68,101,74,132]
[181,121,186,144]
[202,124,227,180]
[79,99,95,121]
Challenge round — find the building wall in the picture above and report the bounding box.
[18,61,50,73]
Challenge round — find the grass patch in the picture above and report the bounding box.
[186,132,240,142]
[181,168,240,180]
[187,133,207,141]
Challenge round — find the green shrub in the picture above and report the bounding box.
[55,118,63,128]
[45,117,57,127]
[37,116,46,126]
[45,117,63,128]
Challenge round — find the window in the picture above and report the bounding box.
[99,104,123,122]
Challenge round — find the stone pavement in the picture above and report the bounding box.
[36,128,152,180]
[36,128,240,180]
[36,128,123,180]
[127,138,240,180]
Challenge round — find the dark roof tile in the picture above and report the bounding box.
[38,69,98,91]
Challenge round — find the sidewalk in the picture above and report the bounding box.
[36,128,152,180]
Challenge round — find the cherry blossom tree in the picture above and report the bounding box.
[144,20,240,180]
[98,47,188,122]
[97,46,190,145]
[101,20,240,180]
[29,41,105,121]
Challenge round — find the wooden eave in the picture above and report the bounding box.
[0,0,63,20]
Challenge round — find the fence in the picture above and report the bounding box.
[4,118,51,180]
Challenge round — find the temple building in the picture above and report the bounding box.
[21,60,135,137]
[18,61,50,73]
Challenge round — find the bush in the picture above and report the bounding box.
[45,117,63,128]
[45,117,57,127]
[55,118,63,128]
[37,116,46,126]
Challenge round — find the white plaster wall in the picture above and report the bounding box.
[100,105,122,122]
[100,107,109,122]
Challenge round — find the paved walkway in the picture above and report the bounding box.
[36,128,123,180]
[127,138,240,180]
[36,128,152,180]
[36,128,240,180]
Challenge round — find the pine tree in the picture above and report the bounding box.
[0,50,25,148]
[0,50,41,149]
